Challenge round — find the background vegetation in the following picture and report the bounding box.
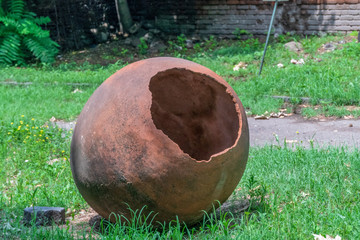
[0,6,359,236]
[0,0,59,65]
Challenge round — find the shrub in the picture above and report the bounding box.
[0,0,59,65]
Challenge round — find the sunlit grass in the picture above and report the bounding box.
[1,120,359,239]
[1,33,360,239]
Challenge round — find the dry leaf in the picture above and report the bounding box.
[254,115,269,120]
[290,58,305,65]
[72,88,83,94]
[300,191,309,197]
[233,62,248,71]
[313,234,341,240]
[47,158,60,165]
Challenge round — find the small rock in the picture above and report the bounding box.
[98,31,109,43]
[134,28,147,39]
[49,116,56,122]
[89,215,110,232]
[318,31,327,38]
[191,35,201,43]
[149,28,161,34]
[128,22,141,34]
[323,43,336,51]
[130,37,141,48]
[284,41,303,52]
[143,21,155,30]
[186,39,193,49]
[23,207,65,226]
[142,32,154,43]
[349,124,353,127]
[124,37,132,45]
[149,40,167,53]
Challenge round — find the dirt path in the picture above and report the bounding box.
[249,114,360,148]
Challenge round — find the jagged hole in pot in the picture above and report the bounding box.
[149,68,240,161]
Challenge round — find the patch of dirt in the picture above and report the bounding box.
[56,40,144,66]
[51,208,100,238]
[55,38,236,66]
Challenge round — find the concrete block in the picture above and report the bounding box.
[23,206,65,226]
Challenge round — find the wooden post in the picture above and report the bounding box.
[116,0,134,33]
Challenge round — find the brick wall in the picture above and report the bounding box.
[137,0,360,36]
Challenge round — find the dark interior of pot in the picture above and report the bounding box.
[149,68,240,161]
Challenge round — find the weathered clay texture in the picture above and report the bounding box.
[70,57,249,225]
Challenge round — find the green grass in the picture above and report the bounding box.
[1,33,360,239]
[0,63,125,122]
[1,119,359,239]
[189,34,360,116]
[1,33,359,120]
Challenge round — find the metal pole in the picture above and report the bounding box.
[259,0,279,76]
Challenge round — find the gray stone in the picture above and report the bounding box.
[186,39,194,49]
[143,32,154,43]
[98,31,109,43]
[23,207,65,226]
[324,43,336,51]
[134,28,147,39]
[128,22,141,34]
[124,37,132,45]
[149,28,161,34]
[90,28,109,43]
[149,39,167,53]
[143,21,155,30]
[284,41,303,52]
[130,36,141,48]
[89,214,109,232]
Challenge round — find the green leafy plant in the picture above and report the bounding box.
[233,28,251,39]
[0,0,59,65]
[137,37,148,55]
[204,35,217,51]
[168,34,188,57]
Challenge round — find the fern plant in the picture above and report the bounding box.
[0,0,59,65]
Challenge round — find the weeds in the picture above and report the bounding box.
[137,37,149,55]
[1,33,360,239]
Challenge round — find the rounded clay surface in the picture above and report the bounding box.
[70,57,249,225]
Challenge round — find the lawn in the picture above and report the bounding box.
[1,33,360,239]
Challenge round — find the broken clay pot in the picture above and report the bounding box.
[70,57,249,225]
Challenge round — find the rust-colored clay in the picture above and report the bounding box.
[70,57,249,225]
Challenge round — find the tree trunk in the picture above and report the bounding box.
[116,0,134,33]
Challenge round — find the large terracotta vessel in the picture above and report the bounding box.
[70,57,249,225]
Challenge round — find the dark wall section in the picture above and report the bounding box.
[26,0,360,50]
